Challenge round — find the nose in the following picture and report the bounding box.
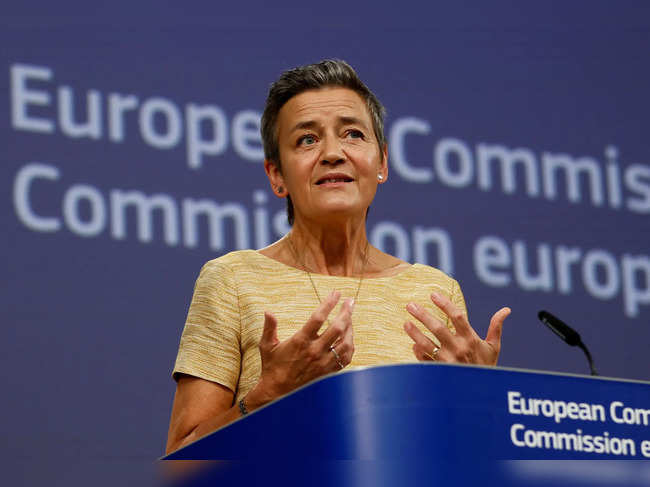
[321,134,345,165]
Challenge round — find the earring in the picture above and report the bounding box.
[377,174,384,181]
[276,186,284,194]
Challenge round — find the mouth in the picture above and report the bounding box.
[315,174,354,185]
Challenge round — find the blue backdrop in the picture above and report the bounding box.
[2,1,649,485]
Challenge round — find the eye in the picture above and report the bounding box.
[298,134,317,146]
[346,129,365,139]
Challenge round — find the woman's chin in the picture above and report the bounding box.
[311,204,366,222]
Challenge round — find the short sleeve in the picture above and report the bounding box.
[444,278,468,332]
[171,260,241,392]
[450,278,468,318]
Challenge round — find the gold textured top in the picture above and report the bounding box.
[172,250,467,402]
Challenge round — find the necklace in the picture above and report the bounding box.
[286,234,370,307]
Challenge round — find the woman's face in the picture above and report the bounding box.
[268,86,388,225]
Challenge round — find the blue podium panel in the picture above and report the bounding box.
[164,364,650,461]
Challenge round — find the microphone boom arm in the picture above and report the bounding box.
[538,310,599,376]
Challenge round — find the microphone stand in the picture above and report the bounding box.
[538,310,599,376]
[577,342,598,376]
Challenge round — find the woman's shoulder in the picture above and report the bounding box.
[367,247,453,283]
[401,262,458,287]
[203,249,258,266]
[199,249,292,276]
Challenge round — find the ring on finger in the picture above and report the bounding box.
[424,346,441,361]
[329,345,344,369]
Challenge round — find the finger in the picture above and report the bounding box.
[334,300,355,364]
[260,311,279,351]
[411,344,427,361]
[403,321,441,361]
[319,297,354,349]
[411,343,446,362]
[429,292,474,338]
[485,307,511,353]
[302,290,341,337]
[406,302,455,350]
[327,344,346,371]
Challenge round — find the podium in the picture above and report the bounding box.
[163,364,650,486]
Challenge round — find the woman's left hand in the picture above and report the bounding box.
[404,292,511,366]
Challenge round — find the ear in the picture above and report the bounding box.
[264,159,288,197]
[378,144,389,184]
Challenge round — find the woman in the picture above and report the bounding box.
[166,60,510,454]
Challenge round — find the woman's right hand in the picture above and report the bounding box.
[247,290,355,406]
[166,291,354,454]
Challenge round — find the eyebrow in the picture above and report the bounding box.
[339,116,366,127]
[289,116,368,133]
[290,120,319,133]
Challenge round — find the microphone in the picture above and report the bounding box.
[537,310,598,376]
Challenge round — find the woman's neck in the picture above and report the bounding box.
[288,217,369,277]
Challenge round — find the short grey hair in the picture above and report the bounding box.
[261,59,386,225]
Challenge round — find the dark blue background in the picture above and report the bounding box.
[2,2,649,485]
